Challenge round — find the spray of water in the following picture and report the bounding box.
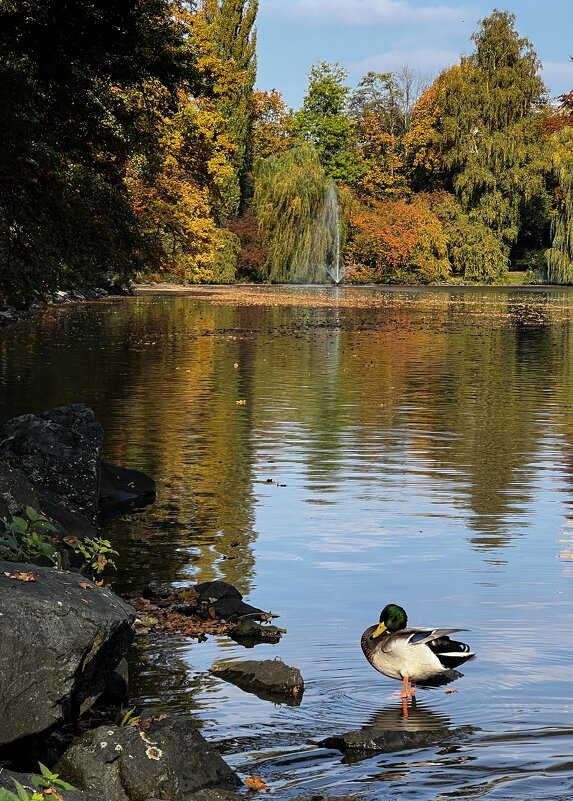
[321,183,344,285]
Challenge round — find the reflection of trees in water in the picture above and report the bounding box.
[3,291,573,579]
[126,636,218,715]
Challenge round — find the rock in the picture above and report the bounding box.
[228,619,284,646]
[98,461,156,515]
[189,791,243,801]
[55,715,242,801]
[0,770,92,801]
[97,658,130,708]
[0,404,103,518]
[0,561,135,747]
[0,462,99,540]
[195,580,269,622]
[0,405,155,529]
[320,723,475,757]
[212,659,304,704]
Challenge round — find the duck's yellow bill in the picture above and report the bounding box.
[371,622,387,638]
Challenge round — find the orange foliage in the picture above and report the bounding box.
[346,196,450,283]
[543,87,573,135]
[228,210,268,280]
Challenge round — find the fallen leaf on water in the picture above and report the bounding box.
[445,689,458,694]
[245,775,269,792]
[3,571,37,582]
[236,399,247,405]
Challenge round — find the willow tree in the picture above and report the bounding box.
[546,127,573,283]
[254,145,332,282]
[202,0,258,219]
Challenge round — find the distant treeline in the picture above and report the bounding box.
[0,2,572,297]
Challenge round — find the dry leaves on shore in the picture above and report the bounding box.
[132,594,233,640]
[3,570,37,581]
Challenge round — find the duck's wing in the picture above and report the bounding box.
[400,627,469,646]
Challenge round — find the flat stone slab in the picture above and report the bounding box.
[320,723,475,756]
[211,658,304,704]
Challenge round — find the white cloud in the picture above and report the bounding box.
[266,0,476,28]
[350,45,461,80]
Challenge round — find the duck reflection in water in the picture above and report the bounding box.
[361,603,475,715]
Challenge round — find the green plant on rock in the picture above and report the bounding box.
[0,763,76,801]
[31,763,75,793]
[66,536,119,575]
[0,507,58,565]
[117,706,141,727]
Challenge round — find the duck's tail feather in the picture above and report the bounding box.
[428,637,475,670]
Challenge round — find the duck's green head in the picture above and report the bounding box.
[371,604,407,638]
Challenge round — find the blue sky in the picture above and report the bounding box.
[255,0,573,108]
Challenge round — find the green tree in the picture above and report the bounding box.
[406,10,549,279]
[293,62,361,183]
[546,127,573,283]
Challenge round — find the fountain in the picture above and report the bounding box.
[320,183,345,285]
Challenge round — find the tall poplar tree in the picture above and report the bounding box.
[202,0,258,219]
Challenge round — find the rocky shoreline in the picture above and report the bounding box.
[0,404,471,801]
[0,404,333,801]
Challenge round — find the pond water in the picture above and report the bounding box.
[2,286,573,800]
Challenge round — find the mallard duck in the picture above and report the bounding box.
[361,603,475,699]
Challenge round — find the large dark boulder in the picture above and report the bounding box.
[55,715,242,801]
[0,404,155,534]
[0,561,135,747]
[0,405,103,517]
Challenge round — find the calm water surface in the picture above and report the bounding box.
[2,286,573,800]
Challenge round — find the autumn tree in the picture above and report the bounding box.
[253,89,293,161]
[0,0,190,297]
[349,71,410,197]
[346,196,450,284]
[202,0,258,218]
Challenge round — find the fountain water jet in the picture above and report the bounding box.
[321,183,344,285]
